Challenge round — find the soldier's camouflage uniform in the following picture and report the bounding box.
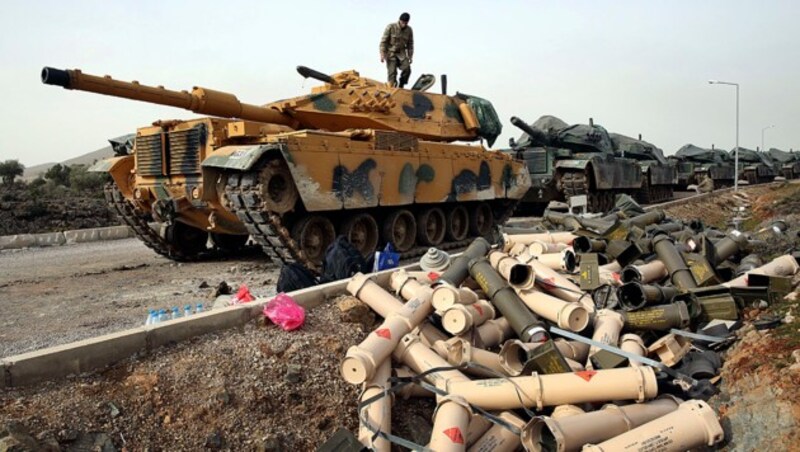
[380,22,414,88]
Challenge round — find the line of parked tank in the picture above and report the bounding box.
[505,115,800,214]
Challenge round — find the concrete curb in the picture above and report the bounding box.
[0,262,418,388]
[0,223,159,251]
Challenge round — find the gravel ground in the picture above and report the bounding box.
[0,298,376,450]
[0,239,280,357]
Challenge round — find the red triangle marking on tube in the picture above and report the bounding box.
[428,271,440,281]
[575,370,597,382]
[375,328,392,340]
[612,272,621,282]
[473,304,483,316]
[542,277,556,288]
[443,427,464,444]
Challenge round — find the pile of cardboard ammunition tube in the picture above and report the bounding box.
[334,206,799,451]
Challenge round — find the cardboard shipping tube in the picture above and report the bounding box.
[342,314,412,384]
[551,405,585,419]
[347,273,403,317]
[488,251,536,290]
[525,257,588,305]
[358,359,392,452]
[587,310,625,367]
[446,366,658,411]
[437,237,492,287]
[468,257,548,342]
[529,241,570,256]
[465,317,514,349]
[465,415,494,448]
[619,333,646,367]
[433,285,480,311]
[652,234,697,291]
[621,260,668,284]
[419,322,449,347]
[393,333,471,388]
[442,299,496,335]
[723,254,800,288]
[554,338,590,363]
[393,366,434,399]
[565,358,584,371]
[341,286,434,384]
[507,242,529,257]
[517,289,590,332]
[505,231,577,246]
[445,337,508,378]
[404,271,435,284]
[598,261,622,273]
[522,395,682,452]
[390,269,432,302]
[429,399,472,452]
[467,411,525,452]
[582,400,724,452]
[536,249,578,273]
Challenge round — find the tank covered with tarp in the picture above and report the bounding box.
[670,144,735,189]
[732,147,776,184]
[611,133,676,203]
[767,148,800,179]
[507,115,643,214]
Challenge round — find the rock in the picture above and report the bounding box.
[108,402,121,418]
[205,431,224,449]
[215,389,231,405]
[199,281,210,289]
[57,429,79,442]
[214,281,232,297]
[784,313,796,324]
[0,422,40,452]
[69,433,116,452]
[792,349,800,364]
[397,414,433,447]
[256,435,283,452]
[336,296,375,327]
[783,291,798,302]
[757,300,769,309]
[285,364,303,384]
[213,295,232,309]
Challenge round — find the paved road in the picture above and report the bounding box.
[0,239,279,357]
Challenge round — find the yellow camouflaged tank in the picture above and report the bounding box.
[42,66,530,269]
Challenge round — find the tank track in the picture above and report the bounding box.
[104,183,199,261]
[635,177,673,204]
[223,162,519,271]
[560,170,616,213]
[223,170,313,269]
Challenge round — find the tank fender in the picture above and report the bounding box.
[554,159,590,170]
[89,155,134,197]
[201,143,283,171]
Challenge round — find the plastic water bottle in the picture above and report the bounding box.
[196,303,204,314]
[171,307,181,320]
[145,309,156,325]
[157,309,168,323]
[184,305,193,317]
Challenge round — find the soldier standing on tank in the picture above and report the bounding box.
[380,12,414,88]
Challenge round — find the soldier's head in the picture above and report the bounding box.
[399,12,410,28]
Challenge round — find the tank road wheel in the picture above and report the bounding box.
[340,213,379,258]
[446,205,469,241]
[416,207,446,246]
[259,160,299,214]
[292,215,336,266]
[164,221,208,256]
[469,202,494,237]
[210,232,248,252]
[383,209,417,252]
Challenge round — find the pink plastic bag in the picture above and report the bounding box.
[263,293,305,331]
[231,284,255,304]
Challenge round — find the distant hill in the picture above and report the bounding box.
[23,145,113,181]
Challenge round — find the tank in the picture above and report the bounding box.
[42,66,530,269]
[610,133,676,203]
[671,144,735,189]
[733,147,777,184]
[767,147,800,179]
[506,115,643,214]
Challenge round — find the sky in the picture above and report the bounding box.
[1,0,798,167]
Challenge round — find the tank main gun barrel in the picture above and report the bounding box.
[41,67,297,127]
[510,116,548,146]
